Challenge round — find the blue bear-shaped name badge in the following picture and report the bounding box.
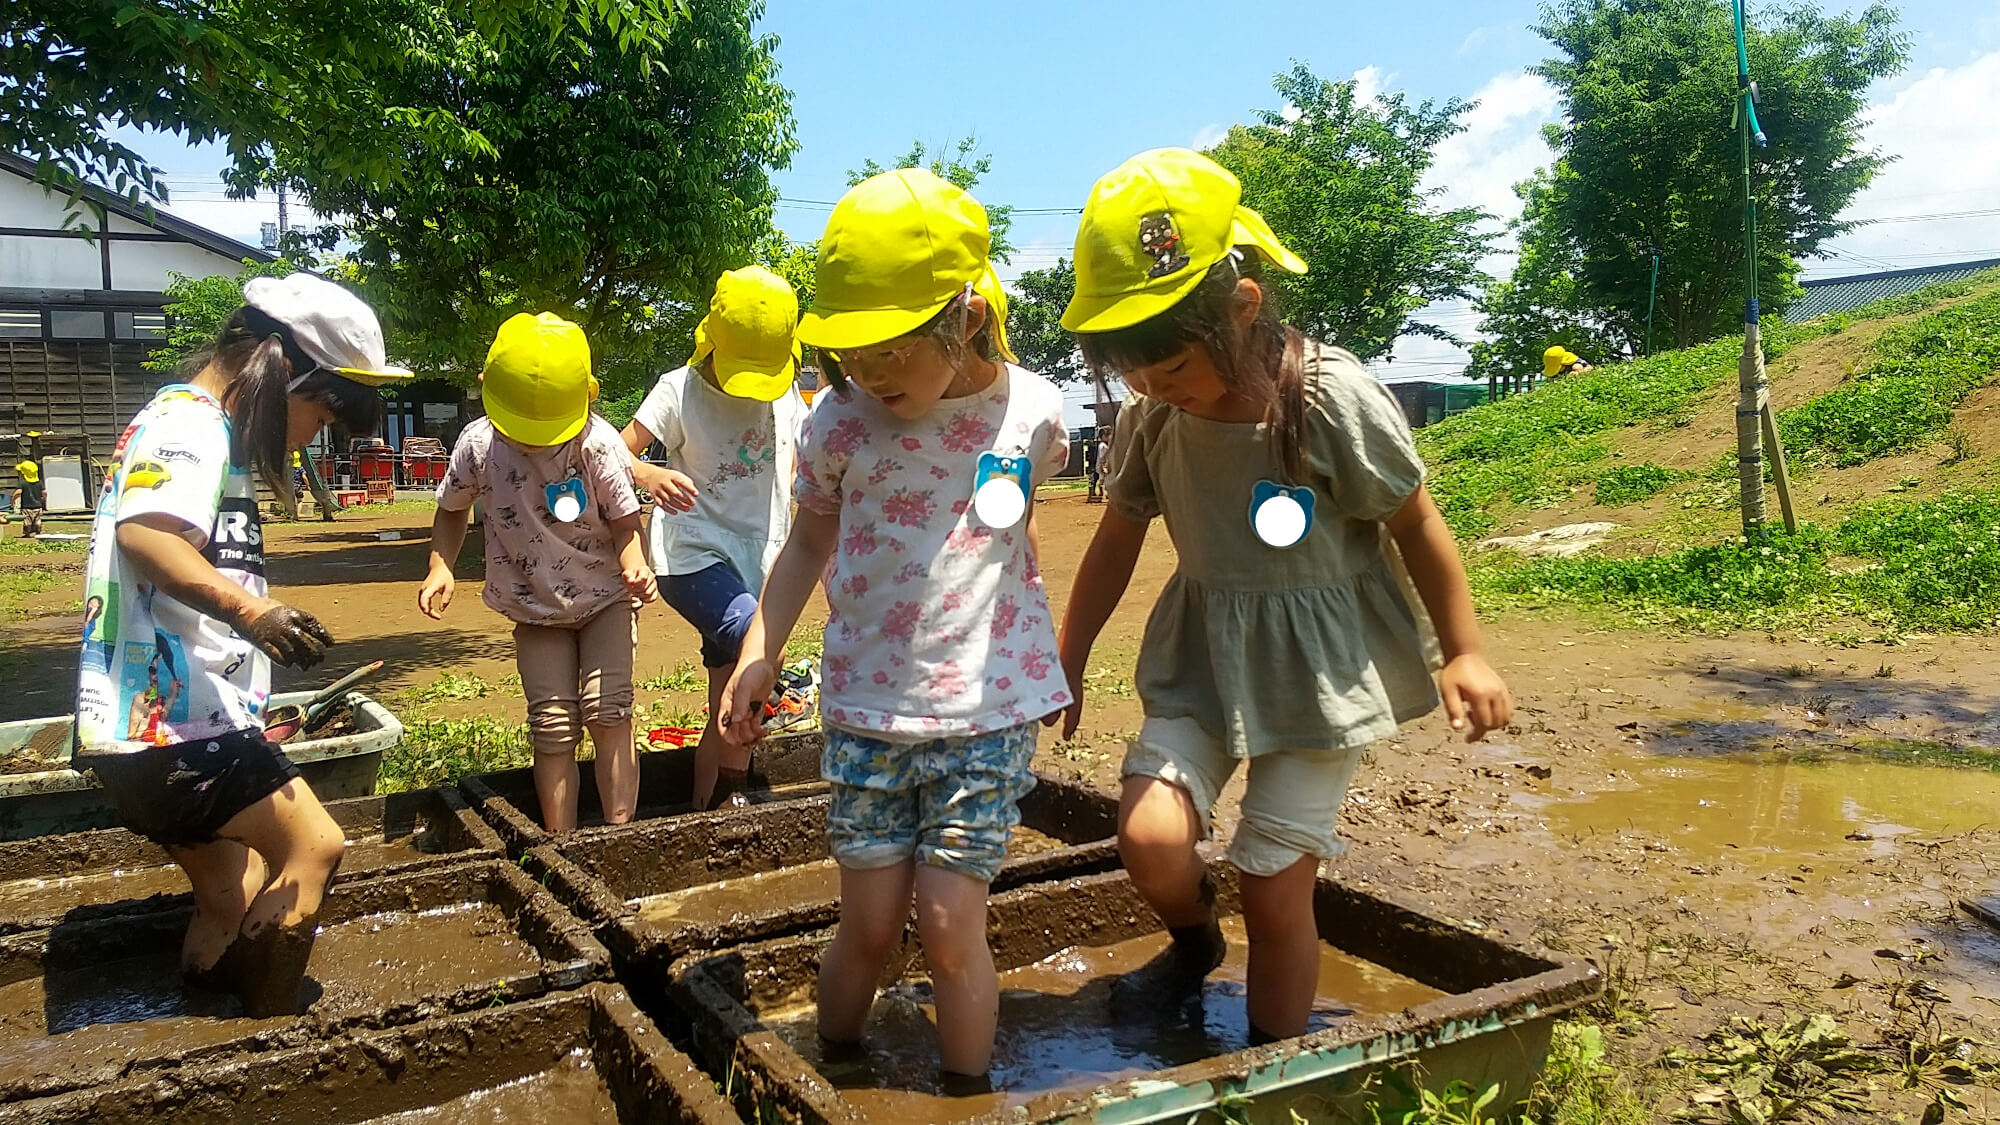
[1250,480,1314,548]
[545,473,589,523]
[973,452,1030,529]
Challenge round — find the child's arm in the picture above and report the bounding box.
[1385,484,1513,741]
[610,511,659,604]
[617,420,698,513]
[719,507,839,744]
[118,515,333,668]
[419,506,471,620]
[1050,508,1150,738]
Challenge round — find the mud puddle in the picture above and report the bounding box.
[365,1050,619,1125]
[0,902,541,1088]
[0,837,433,925]
[629,825,1073,928]
[766,916,1442,1122]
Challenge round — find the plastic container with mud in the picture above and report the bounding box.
[0,786,505,935]
[0,858,611,1105]
[0,692,402,841]
[461,729,825,855]
[2,982,743,1125]
[529,773,1120,979]
[671,867,1602,1125]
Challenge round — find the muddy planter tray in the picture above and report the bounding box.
[462,729,827,855]
[671,868,1601,1125]
[2,981,743,1125]
[531,774,1120,981]
[0,786,505,934]
[0,858,610,1105]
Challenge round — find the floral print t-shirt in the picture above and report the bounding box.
[796,364,1071,739]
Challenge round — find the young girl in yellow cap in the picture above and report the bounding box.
[620,266,808,811]
[419,313,658,833]
[720,169,1071,1085]
[1053,149,1513,1045]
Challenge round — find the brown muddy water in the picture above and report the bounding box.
[0,902,541,1091]
[630,825,1074,928]
[764,916,1444,1122]
[365,1050,620,1125]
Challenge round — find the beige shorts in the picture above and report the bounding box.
[514,601,638,753]
[1123,715,1365,877]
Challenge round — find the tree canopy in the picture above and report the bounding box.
[145,258,301,373]
[1207,64,1494,362]
[1481,0,1909,364]
[847,137,1015,263]
[1007,259,1085,384]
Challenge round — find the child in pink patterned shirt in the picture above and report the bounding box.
[721,170,1069,1087]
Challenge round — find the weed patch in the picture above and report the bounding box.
[1668,1013,1879,1123]
[0,566,72,620]
[639,662,705,693]
[1522,1021,1651,1125]
[402,671,493,705]
[1594,463,1684,507]
[378,716,532,793]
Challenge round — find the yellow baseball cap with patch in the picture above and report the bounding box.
[798,168,1014,360]
[1062,148,1306,334]
[480,313,597,447]
[690,266,801,402]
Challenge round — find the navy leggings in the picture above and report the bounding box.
[658,562,759,669]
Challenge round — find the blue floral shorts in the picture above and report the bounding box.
[822,722,1039,883]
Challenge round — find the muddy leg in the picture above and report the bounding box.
[818,860,916,1044]
[169,839,267,982]
[587,720,638,825]
[914,864,998,1077]
[1239,855,1320,1040]
[215,778,345,1016]
[693,668,751,810]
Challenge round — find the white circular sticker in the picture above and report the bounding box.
[1252,493,1308,548]
[973,477,1027,528]
[551,494,583,523]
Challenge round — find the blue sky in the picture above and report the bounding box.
[121,0,2000,385]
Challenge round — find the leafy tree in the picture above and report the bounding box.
[847,137,1015,263]
[1207,63,1494,361]
[1464,171,1623,383]
[1008,260,1086,384]
[757,234,818,317]
[145,258,302,373]
[1521,0,1908,350]
[2,0,681,222]
[269,0,796,397]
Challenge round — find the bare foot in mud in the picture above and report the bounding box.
[236,920,321,1017]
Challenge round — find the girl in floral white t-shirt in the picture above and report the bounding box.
[722,169,1068,1086]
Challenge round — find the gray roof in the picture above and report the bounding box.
[1792,258,2000,321]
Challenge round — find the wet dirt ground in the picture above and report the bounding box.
[6,498,2000,1117]
[363,1051,620,1125]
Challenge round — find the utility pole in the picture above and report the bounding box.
[1731,0,1795,536]
[277,182,290,242]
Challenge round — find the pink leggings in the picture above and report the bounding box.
[513,601,637,755]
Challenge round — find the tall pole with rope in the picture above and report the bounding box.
[1731,0,1796,535]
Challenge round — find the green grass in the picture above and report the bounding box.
[1474,487,2000,634]
[784,621,825,663]
[402,671,494,704]
[377,716,532,793]
[1779,290,2000,467]
[0,566,72,620]
[1521,1021,1651,1125]
[1593,462,1683,507]
[638,662,705,692]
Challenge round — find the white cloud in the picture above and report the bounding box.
[1191,122,1230,150]
[1350,65,1389,109]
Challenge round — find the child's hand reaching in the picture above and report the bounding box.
[634,463,699,513]
[1439,653,1512,742]
[623,562,659,605]
[418,563,455,620]
[720,658,777,747]
[1042,658,1086,739]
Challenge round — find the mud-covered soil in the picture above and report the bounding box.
[6,497,2000,1118]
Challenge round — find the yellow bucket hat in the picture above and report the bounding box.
[1543,345,1581,379]
[798,168,1014,360]
[480,312,597,447]
[690,265,800,402]
[1062,148,1306,334]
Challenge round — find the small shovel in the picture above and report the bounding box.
[265,661,384,743]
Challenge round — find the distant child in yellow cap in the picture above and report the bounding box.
[1053,149,1514,1044]
[718,169,1072,1084]
[618,265,809,810]
[419,313,659,833]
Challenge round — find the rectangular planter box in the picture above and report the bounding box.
[0,982,741,1125]
[461,729,826,856]
[530,773,1121,978]
[671,868,1601,1125]
[0,786,504,935]
[0,691,403,842]
[0,858,609,1105]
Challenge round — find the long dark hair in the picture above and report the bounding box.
[818,289,1003,395]
[1076,253,1308,482]
[180,307,384,504]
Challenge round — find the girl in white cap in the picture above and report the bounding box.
[1054,150,1513,1045]
[72,272,410,1016]
[620,266,808,810]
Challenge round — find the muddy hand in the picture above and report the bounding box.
[242,604,335,670]
[720,659,777,747]
[1440,653,1512,742]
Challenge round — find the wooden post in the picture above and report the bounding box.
[1761,402,1796,534]
[1736,322,1768,531]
